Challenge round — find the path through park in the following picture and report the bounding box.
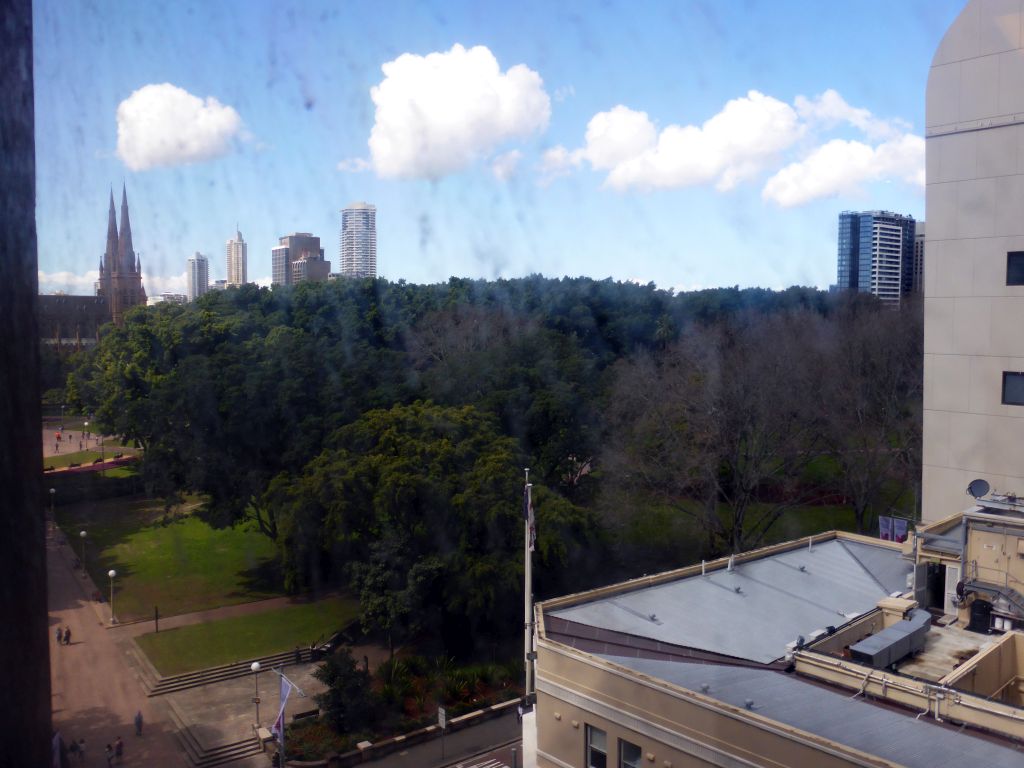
[48,514,186,766]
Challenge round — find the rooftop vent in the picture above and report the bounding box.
[700,683,710,694]
[744,699,755,710]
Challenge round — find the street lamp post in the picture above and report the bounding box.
[79,530,87,568]
[84,421,89,448]
[60,403,65,429]
[108,569,117,624]
[49,488,55,518]
[251,662,262,727]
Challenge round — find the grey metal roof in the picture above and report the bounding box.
[548,539,912,663]
[921,521,964,555]
[600,655,1024,768]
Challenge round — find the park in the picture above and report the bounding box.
[47,447,523,765]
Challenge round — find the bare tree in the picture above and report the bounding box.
[605,311,829,556]
[818,297,922,533]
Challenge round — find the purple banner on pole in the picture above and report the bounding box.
[879,516,893,541]
[893,518,908,543]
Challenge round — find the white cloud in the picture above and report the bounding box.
[762,134,925,207]
[337,157,372,173]
[554,84,576,103]
[581,106,658,171]
[538,145,583,185]
[548,92,802,192]
[492,150,523,181]
[116,83,244,171]
[367,44,551,179]
[142,271,188,296]
[794,89,909,141]
[606,92,802,191]
[39,269,100,294]
[545,88,922,206]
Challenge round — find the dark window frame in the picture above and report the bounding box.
[619,738,642,768]
[1007,252,1024,285]
[585,724,607,768]
[1002,372,1024,406]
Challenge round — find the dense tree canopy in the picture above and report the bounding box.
[68,276,922,650]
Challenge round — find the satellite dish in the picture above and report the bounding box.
[967,479,991,499]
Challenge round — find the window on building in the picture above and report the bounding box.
[586,725,607,768]
[1007,252,1024,285]
[1003,372,1024,406]
[619,739,642,768]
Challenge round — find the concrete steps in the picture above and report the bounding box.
[166,698,265,767]
[149,648,313,697]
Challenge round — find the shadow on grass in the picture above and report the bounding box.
[55,494,286,622]
[228,559,284,598]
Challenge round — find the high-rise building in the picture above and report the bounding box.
[271,233,330,286]
[922,0,1024,522]
[96,184,147,325]
[339,202,377,279]
[226,227,247,286]
[912,222,926,293]
[836,210,916,306]
[186,252,209,301]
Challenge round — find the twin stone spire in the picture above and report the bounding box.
[102,184,141,276]
[98,184,146,325]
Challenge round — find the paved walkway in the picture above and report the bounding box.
[48,517,187,766]
[43,426,98,458]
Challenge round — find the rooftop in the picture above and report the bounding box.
[601,655,1024,768]
[546,536,911,664]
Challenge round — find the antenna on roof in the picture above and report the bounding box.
[967,478,991,499]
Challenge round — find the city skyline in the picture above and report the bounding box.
[34,0,964,297]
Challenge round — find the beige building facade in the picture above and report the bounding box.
[923,0,1024,522]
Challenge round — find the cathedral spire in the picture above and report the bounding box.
[118,183,135,273]
[104,188,119,273]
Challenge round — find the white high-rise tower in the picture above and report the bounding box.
[187,252,209,302]
[226,227,247,286]
[339,202,377,279]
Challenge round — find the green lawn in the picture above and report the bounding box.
[45,444,140,469]
[135,596,359,675]
[56,496,282,621]
[45,449,107,469]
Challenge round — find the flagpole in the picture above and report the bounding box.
[524,468,534,707]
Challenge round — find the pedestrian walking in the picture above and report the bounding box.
[63,626,71,645]
[114,736,123,763]
[134,710,143,736]
[76,739,86,762]
[105,743,113,766]
[56,626,63,645]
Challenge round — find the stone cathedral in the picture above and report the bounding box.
[96,184,146,326]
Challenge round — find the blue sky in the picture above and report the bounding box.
[35,0,965,297]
